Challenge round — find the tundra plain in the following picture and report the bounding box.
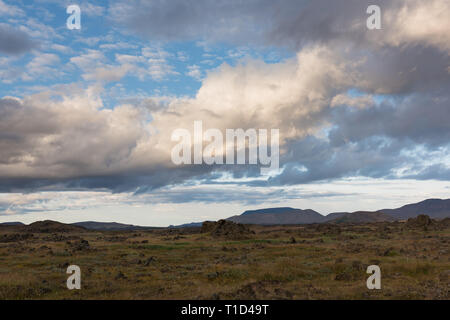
[0,217,448,300]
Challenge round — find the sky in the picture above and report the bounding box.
[0,0,449,226]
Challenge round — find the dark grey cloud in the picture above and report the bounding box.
[110,0,447,52]
[352,46,450,95]
[110,0,280,44]
[110,0,367,47]
[262,92,450,186]
[140,186,355,206]
[404,164,450,181]
[0,25,37,55]
[271,137,409,185]
[264,138,450,187]
[329,91,450,148]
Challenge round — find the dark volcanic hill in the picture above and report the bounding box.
[325,211,395,224]
[241,207,297,215]
[225,199,450,226]
[0,222,25,226]
[24,220,86,233]
[227,207,326,225]
[169,222,203,229]
[72,221,157,231]
[377,199,450,220]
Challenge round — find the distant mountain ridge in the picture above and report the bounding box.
[228,208,326,225]
[324,211,395,224]
[227,198,450,225]
[241,207,297,215]
[0,222,25,226]
[169,222,203,229]
[1,198,449,228]
[72,221,158,231]
[377,199,450,219]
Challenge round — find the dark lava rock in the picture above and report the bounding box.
[0,233,33,243]
[115,271,127,280]
[335,272,353,281]
[144,256,157,266]
[406,215,435,230]
[69,239,90,251]
[201,220,254,240]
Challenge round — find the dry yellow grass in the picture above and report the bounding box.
[0,220,448,300]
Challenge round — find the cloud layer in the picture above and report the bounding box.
[0,0,449,199]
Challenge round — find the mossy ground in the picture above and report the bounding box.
[0,222,448,300]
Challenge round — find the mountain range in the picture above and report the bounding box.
[377,198,450,219]
[227,208,327,225]
[71,221,160,231]
[1,198,449,230]
[226,198,450,225]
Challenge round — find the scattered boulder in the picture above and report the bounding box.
[68,239,91,251]
[438,270,449,283]
[405,215,435,230]
[229,281,293,300]
[42,233,72,242]
[115,271,127,280]
[37,245,53,256]
[105,236,128,242]
[144,256,157,266]
[207,272,219,280]
[351,260,365,272]
[335,272,353,281]
[58,262,70,269]
[201,221,218,233]
[221,246,238,252]
[315,224,341,234]
[0,233,33,243]
[382,247,398,257]
[201,220,254,240]
[438,218,450,229]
